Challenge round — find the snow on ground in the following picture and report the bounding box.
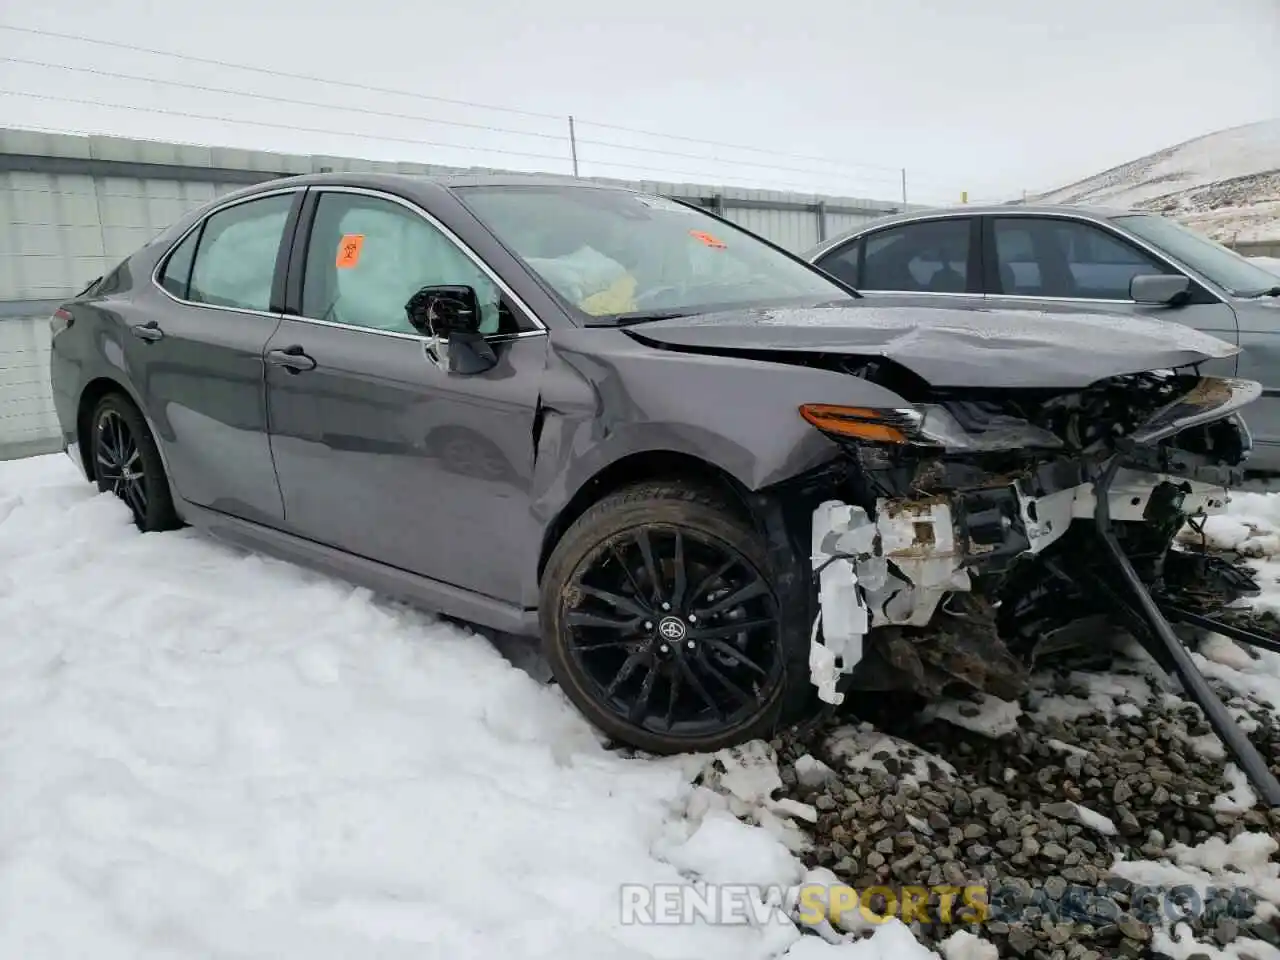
[1095,485,1280,959]
[0,454,938,960]
[1032,119,1280,244]
[919,693,1022,739]
[1116,832,1280,960]
[822,723,957,787]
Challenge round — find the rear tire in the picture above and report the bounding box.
[90,393,180,533]
[540,481,805,754]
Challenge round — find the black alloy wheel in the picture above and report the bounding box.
[91,394,179,532]
[541,483,794,754]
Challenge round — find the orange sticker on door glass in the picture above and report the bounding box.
[336,234,365,268]
[689,230,726,249]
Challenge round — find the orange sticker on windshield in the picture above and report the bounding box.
[689,230,726,249]
[336,234,365,268]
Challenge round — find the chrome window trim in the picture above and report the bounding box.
[301,184,548,334]
[149,186,304,320]
[984,293,1138,305]
[825,208,1231,307]
[278,311,547,346]
[857,290,980,299]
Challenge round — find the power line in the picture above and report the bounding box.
[0,57,904,187]
[0,24,564,121]
[0,89,571,164]
[0,88,888,195]
[0,58,569,143]
[0,22,926,183]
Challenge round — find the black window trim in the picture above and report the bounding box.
[978,211,1226,307]
[282,184,548,344]
[816,213,982,297]
[150,186,305,318]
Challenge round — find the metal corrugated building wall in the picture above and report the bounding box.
[0,128,922,456]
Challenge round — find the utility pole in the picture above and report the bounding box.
[901,168,907,203]
[568,116,580,177]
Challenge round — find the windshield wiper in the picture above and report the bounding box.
[585,310,691,326]
[1251,286,1280,298]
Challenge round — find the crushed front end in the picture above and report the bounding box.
[794,365,1280,803]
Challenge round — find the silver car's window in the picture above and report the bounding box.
[856,219,971,293]
[300,192,514,335]
[816,239,861,287]
[1113,214,1280,297]
[455,185,848,319]
[993,217,1173,299]
[188,194,293,312]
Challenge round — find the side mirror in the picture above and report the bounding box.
[406,284,482,337]
[1130,274,1192,306]
[405,284,497,375]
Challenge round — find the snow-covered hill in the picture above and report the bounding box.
[1033,119,1280,244]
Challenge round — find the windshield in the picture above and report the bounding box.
[454,185,853,320]
[1112,214,1280,297]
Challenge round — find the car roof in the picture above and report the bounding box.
[805,202,1141,259]
[230,169,646,195]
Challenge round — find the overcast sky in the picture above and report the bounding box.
[0,0,1276,206]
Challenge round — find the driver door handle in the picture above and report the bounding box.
[266,344,317,373]
[131,320,164,342]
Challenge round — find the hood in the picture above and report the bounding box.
[625,301,1239,389]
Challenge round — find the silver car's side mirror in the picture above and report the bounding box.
[1130,273,1192,306]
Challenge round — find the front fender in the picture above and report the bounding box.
[526,328,912,596]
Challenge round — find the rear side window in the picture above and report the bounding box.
[159,227,201,299]
[859,219,971,293]
[187,193,294,312]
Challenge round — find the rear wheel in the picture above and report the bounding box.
[90,393,180,533]
[540,482,799,754]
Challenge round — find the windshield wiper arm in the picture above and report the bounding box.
[585,310,691,326]
[1253,286,1280,298]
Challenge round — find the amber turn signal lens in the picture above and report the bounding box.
[798,404,911,444]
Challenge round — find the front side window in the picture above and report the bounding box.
[858,219,971,293]
[454,185,849,320]
[1113,214,1280,297]
[300,192,520,336]
[992,217,1174,299]
[188,193,294,311]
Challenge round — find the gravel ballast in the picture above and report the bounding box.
[739,649,1280,959]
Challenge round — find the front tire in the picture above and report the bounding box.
[540,482,801,754]
[90,393,180,533]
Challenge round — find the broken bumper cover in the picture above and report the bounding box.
[807,472,1229,704]
[803,374,1260,705]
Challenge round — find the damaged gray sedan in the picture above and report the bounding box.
[47,173,1280,802]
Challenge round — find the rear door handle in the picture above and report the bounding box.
[131,320,164,342]
[266,344,317,373]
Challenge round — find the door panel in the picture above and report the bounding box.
[264,321,548,602]
[1234,306,1280,470]
[129,191,297,524]
[264,187,549,604]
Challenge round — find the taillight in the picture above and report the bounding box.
[50,307,74,335]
